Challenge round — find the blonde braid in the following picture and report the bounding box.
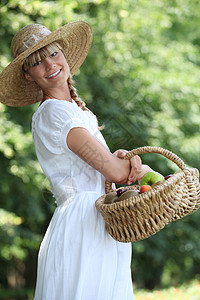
[67,75,94,115]
[67,76,86,109]
[67,75,104,130]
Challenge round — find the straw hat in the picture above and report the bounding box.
[0,21,93,106]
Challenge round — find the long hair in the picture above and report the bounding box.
[67,75,103,129]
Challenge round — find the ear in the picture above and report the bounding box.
[24,71,34,82]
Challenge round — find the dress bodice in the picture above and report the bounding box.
[32,99,107,205]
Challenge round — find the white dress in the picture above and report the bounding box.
[32,99,134,300]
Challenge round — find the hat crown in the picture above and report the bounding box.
[11,24,51,58]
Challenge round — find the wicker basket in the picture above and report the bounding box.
[95,146,200,243]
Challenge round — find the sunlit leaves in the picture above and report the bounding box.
[1,0,200,292]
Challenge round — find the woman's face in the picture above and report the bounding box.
[24,50,70,92]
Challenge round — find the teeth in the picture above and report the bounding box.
[47,70,60,78]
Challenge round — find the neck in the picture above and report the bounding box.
[42,86,72,103]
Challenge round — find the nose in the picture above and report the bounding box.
[44,56,55,68]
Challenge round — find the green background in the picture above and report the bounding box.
[1,0,200,298]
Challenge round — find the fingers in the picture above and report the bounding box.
[113,149,128,158]
[127,155,142,185]
[113,151,142,185]
[134,155,142,173]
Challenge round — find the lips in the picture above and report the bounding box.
[46,69,61,78]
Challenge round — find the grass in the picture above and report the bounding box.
[1,280,200,299]
[134,279,200,300]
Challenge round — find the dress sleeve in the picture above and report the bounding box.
[34,100,89,154]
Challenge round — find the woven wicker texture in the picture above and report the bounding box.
[95,146,200,243]
[0,21,92,107]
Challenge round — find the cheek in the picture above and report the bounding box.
[65,62,70,73]
[62,55,70,73]
[29,68,43,81]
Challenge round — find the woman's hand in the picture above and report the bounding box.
[113,149,128,158]
[128,155,142,185]
[113,149,142,185]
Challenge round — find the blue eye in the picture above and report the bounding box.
[33,61,41,67]
[51,52,57,57]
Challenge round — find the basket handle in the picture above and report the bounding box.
[105,146,187,193]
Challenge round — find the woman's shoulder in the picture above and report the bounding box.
[32,99,77,122]
[32,99,91,137]
[34,98,74,113]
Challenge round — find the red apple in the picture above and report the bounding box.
[117,188,127,197]
[165,174,173,180]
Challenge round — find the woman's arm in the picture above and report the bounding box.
[67,127,141,184]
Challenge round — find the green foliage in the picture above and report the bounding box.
[132,211,200,289]
[0,0,200,292]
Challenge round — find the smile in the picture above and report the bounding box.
[46,69,61,78]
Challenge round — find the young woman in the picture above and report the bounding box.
[0,21,151,300]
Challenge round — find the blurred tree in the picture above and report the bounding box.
[0,0,200,294]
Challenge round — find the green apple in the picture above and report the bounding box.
[140,171,164,186]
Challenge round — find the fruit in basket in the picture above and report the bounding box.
[104,191,118,204]
[151,181,163,188]
[115,189,140,202]
[140,171,164,186]
[165,174,173,180]
[140,185,152,194]
[117,188,127,197]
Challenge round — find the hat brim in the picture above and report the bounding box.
[0,21,93,107]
